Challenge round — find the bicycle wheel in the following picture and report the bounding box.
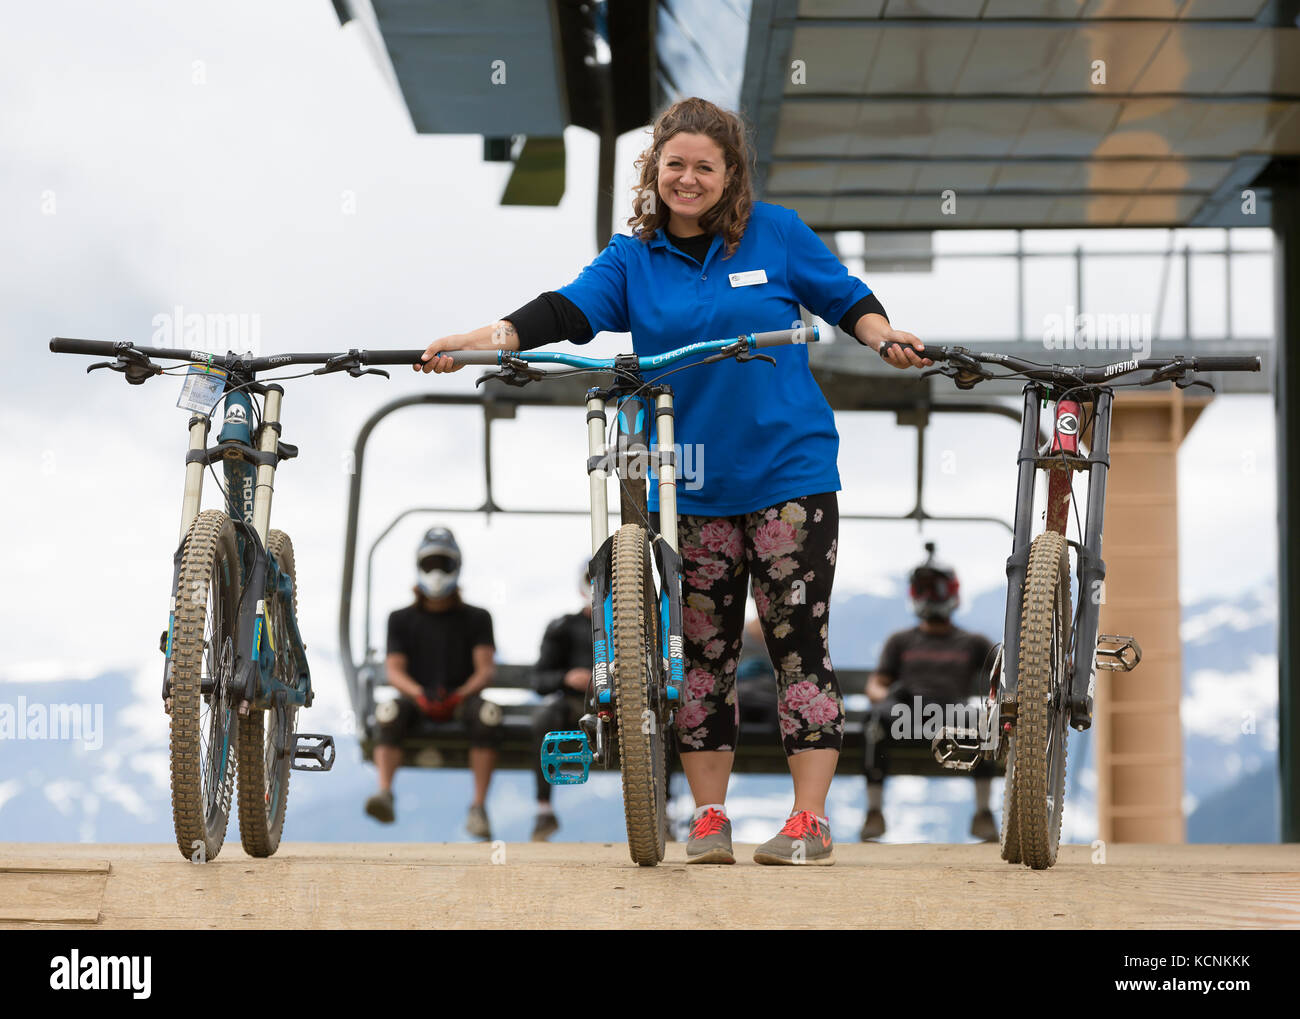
[610,523,667,866]
[237,529,298,857]
[999,740,1022,864]
[169,510,241,862]
[1012,531,1071,870]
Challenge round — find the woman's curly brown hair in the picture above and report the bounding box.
[626,97,755,259]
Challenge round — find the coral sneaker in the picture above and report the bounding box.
[754,810,835,866]
[685,806,735,864]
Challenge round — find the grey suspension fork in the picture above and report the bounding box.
[652,390,686,702]
[586,393,610,553]
[584,392,615,714]
[1000,385,1043,713]
[166,413,212,703]
[653,391,678,551]
[251,385,284,545]
[178,415,211,542]
[230,385,285,708]
[1068,389,1113,728]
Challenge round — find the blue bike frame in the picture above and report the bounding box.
[503,327,817,748]
[162,383,312,714]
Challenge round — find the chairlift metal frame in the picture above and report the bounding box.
[337,376,1030,721]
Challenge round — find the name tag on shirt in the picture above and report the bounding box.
[728,269,768,288]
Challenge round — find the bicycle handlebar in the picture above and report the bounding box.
[50,325,817,377]
[434,324,819,371]
[878,341,1261,389]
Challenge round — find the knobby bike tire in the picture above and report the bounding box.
[237,529,298,857]
[1000,742,1023,864]
[169,510,240,862]
[1013,531,1072,870]
[611,523,667,866]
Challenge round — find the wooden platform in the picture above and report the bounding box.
[0,843,1295,930]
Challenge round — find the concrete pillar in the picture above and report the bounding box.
[1094,389,1210,843]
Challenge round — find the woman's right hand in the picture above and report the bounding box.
[416,320,522,374]
[415,334,466,374]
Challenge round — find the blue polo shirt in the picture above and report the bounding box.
[557,200,871,517]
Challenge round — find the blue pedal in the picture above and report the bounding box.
[540,731,593,786]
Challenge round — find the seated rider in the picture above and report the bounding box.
[529,562,594,841]
[364,527,500,840]
[861,543,998,843]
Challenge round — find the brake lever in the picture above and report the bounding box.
[315,349,388,380]
[1176,377,1215,393]
[474,358,548,388]
[919,362,987,389]
[1143,358,1192,387]
[87,348,162,385]
[699,341,775,367]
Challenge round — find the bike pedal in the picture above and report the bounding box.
[1095,634,1142,673]
[540,730,592,785]
[931,726,987,772]
[290,732,335,772]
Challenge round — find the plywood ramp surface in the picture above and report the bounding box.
[0,844,1294,930]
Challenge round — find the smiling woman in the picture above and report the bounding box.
[416,95,933,868]
[625,97,752,252]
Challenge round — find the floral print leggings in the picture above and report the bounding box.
[652,492,843,756]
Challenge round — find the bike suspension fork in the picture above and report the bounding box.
[251,384,283,546]
[585,392,610,554]
[652,391,685,703]
[1068,390,1113,728]
[178,414,212,542]
[1001,385,1043,710]
[653,391,678,551]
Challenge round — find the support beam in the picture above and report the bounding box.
[1273,160,1300,842]
[1095,390,1210,843]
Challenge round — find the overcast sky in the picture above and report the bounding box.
[0,1,1278,703]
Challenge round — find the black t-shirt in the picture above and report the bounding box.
[386,601,495,698]
[664,228,713,264]
[877,626,994,705]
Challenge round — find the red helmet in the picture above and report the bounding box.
[909,542,959,621]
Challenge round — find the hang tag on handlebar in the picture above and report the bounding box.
[176,362,228,415]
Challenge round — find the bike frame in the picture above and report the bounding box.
[1001,383,1114,733]
[493,328,816,758]
[164,378,312,714]
[583,377,685,725]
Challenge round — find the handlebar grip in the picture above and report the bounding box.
[50,337,120,356]
[446,350,502,366]
[1194,356,1261,372]
[751,325,820,348]
[406,350,502,368]
[879,339,946,360]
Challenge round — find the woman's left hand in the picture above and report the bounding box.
[872,327,933,370]
[857,314,932,369]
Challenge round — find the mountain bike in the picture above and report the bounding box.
[48,338,417,861]
[892,343,1262,869]
[433,326,817,866]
